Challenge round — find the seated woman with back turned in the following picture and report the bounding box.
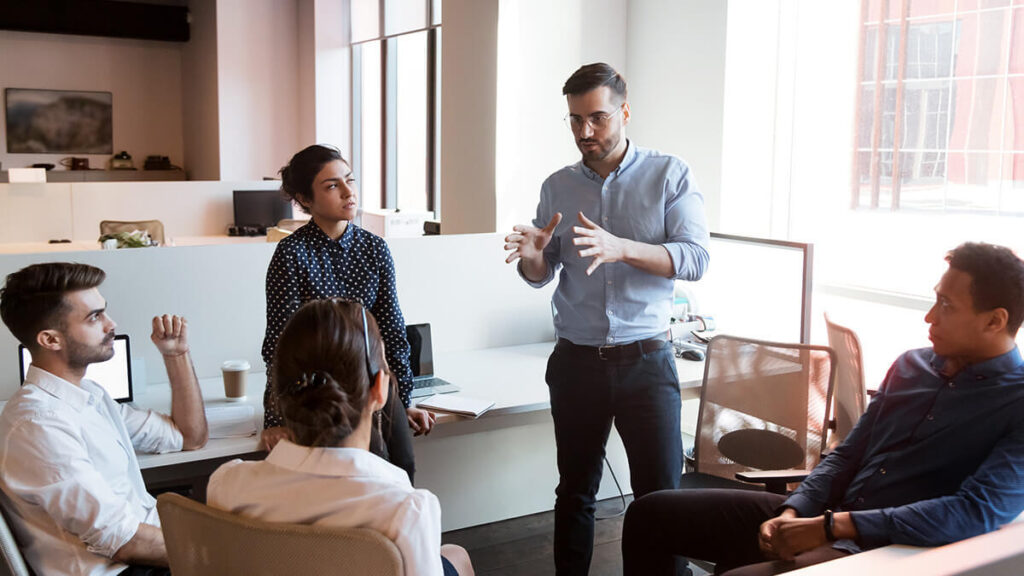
[207,299,473,576]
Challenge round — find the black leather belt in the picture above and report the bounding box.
[558,336,669,362]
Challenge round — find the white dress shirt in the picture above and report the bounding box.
[207,440,444,576]
[0,365,183,576]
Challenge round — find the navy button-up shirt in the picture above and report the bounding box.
[521,141,710,346]
[784,346,1024,551]
[262,222,413,428]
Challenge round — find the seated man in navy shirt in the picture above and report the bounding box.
[621,242,1024,576]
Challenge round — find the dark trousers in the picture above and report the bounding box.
[622,489,849,576]
[546,339,683,576]
[372,378,416,483]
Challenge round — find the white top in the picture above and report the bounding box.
[0,366,183,576]
[207,440,444,576]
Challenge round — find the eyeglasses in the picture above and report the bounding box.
[564,107,623,131]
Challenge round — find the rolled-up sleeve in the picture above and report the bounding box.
[119,404,183,454]
[518,180,561,288]
[662,162,709,281]
[0,419,142,558]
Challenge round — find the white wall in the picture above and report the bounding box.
[0,30,185,174]
[440,0,500,234]
[312,0,352,153]
[0,233,554,396]
[216,0,303,180]
[626,0,727,233]
[494,0,628,234]
[181,0,222,181]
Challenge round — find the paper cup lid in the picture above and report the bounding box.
[221,360,251,371]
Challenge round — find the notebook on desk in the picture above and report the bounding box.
[406,323,460,399]
[19,334,134,403]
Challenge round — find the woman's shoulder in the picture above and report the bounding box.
[351,225,393,256]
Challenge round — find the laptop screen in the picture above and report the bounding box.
[406,323,434,379]
[18,334,133,403]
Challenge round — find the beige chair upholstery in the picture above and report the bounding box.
[99,220,165,246]
[824,314,868,449]
[0,504,31,576]
[683,334,837,494]
[157,493,403,576]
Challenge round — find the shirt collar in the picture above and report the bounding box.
[265,439,411,487]
[579,139,636,181]
[930,346,1024,382]
[303,220,356,249]
[23,365,100,412]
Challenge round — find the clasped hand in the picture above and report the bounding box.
[504,211,626,276]
[758,509,828,562]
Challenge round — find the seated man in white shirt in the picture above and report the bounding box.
[0,262,208,576]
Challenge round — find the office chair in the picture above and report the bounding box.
[824,314,868,450]
[682,335,837,494]
[157,493,403,576]
[0,504,31,576]
[99,219,165,246]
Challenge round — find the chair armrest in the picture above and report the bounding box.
[735,469,811,494]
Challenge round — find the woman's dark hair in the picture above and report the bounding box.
[273,299,386,447]
[946,242,1024,335]
[279,144,348,215]
[562,62,628,101]
[0,262,106,351]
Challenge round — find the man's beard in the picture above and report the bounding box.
[65,331,116,369]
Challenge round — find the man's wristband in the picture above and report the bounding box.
[823,509,837,541]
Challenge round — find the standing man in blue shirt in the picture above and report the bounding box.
[504,62,710,575]
[621,242,1024,576]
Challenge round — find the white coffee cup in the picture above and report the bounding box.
[221,360,251,402]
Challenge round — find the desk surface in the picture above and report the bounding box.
[0,236,267,255]
[135,341,707,469]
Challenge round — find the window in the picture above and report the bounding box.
[854,2,1024,213]
[350,0,441,215]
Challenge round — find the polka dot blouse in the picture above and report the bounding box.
[262,221,413,429]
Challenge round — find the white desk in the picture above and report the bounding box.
[135,341,706,469]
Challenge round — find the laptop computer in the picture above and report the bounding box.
[18,334,134,403]
[406,323,460,399]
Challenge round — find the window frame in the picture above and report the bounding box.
[350,0,441,215]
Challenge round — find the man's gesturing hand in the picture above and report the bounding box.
[151,315,190,357]
[573,211,627,276]
[504,213,562,265]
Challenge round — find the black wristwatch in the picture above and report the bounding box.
[823,509,837,541]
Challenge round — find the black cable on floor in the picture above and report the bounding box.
[595,456,628,520]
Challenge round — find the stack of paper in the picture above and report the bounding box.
[205,404,258,438]
[417,395,495,418]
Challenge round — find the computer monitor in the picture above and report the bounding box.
[18,334,134,402]
[406,323,435,378]
[232,189,293,228]
[683,233,813,343]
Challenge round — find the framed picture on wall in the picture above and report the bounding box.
[4,88,113,154]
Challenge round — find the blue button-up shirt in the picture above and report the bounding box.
[784,346,1024,551]
[520,141,709,346]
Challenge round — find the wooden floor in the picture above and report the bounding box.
[442,496,712,576]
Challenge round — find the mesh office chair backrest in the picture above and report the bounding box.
[157,493,403,576]
[693,335,837,482]
[0,504,31,576]
[824,314,868,448]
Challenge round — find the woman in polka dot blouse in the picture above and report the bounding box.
[260,144,435,480]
